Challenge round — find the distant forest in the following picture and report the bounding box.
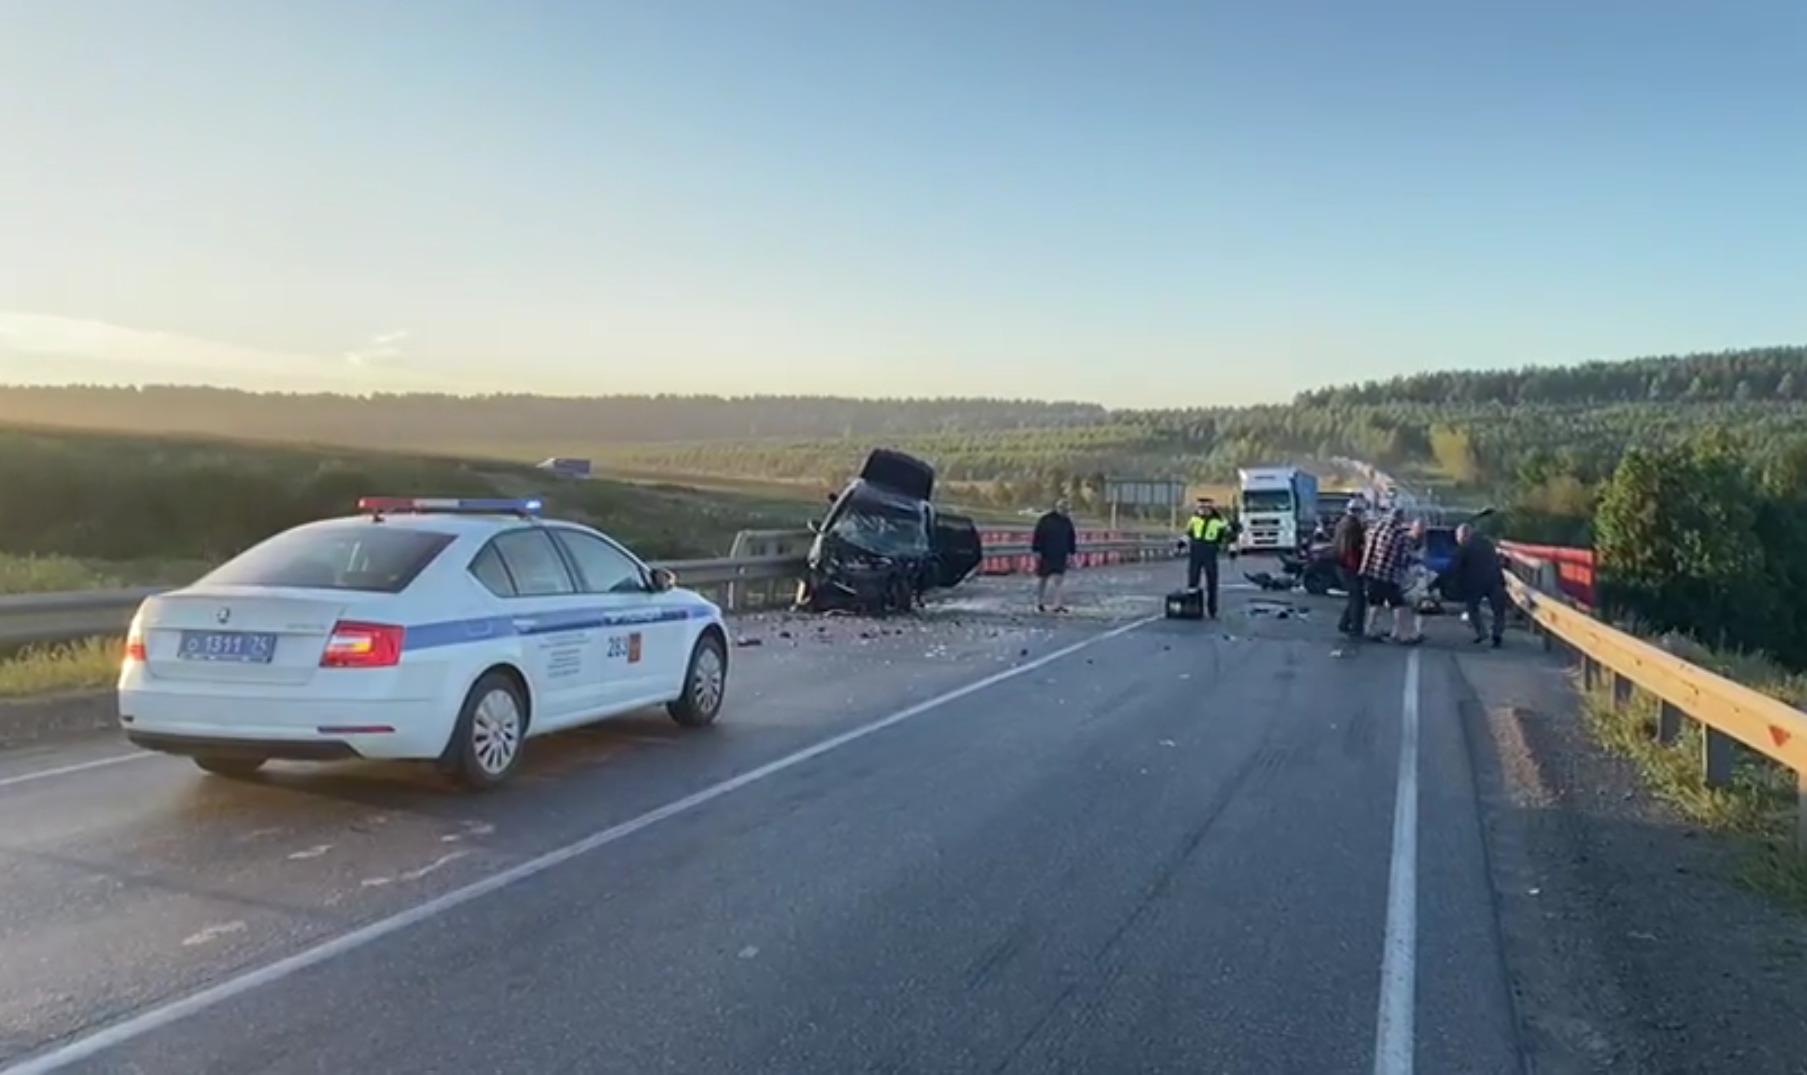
[4,346,1805,530]
[1297,345,1807,407]
[0,387,1108,446]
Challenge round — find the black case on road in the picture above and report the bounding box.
[1165,588,1205,620]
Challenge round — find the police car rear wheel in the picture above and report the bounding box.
[669,635,726,727]
[443,673,526,789]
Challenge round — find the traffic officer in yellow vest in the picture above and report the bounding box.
[1184,497,1234,619]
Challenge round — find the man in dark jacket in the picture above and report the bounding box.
[1032,498,1078,612]
[1332,500,1367,638]
[1453,523,1507,647]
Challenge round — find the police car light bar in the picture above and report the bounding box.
[357,497,544,517]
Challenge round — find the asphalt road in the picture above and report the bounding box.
[0,564,1531,1073]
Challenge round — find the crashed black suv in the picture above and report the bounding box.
[800,449,984,614]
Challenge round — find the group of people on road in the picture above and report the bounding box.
[1332,499,1507,648]
[1029,493,1509,647]
[1030,495,1238,617]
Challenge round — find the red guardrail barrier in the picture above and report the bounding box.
[978,528,1157,576]
[1499,540,1597,609]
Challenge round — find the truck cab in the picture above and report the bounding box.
[1235,466,1319,555]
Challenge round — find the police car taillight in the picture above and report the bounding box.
[124,621,146,665]
[321,622,405,668]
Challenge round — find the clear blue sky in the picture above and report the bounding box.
[2,1,1802,406]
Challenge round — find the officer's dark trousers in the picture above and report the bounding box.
[1187,551,1220,617]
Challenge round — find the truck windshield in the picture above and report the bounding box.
[1241,490,1294,512]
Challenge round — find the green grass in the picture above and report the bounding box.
[0,552,213,595]
[0,423,832,569]
[0,636,119,697]
[1580,681,1807,912]
[0,553,120,594]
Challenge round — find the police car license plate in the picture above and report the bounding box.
[178,630,278,664]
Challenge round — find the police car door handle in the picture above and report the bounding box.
[512,617,538,632]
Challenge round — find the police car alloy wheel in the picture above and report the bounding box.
[444,672,528,788]
[669,634,726,727]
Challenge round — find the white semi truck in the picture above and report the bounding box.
[1235,466,1320,554]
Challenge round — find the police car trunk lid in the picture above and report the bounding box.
[137,587,362,686]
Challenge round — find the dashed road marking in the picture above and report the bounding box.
[0,753,152,791]
[1373,648,1421,1075]
[1,616,1155,1074]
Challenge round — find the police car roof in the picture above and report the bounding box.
[297,510,578,538]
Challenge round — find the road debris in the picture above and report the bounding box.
[181,921,248,947]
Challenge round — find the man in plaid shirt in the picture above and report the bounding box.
[1360,508,1415,643]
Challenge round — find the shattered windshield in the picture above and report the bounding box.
[829,497,929,556]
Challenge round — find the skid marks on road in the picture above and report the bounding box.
[180,921,247,948]
[360,850,473,890]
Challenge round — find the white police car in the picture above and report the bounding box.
[118,497,729,788]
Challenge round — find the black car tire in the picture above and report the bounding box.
[440,671,528,790]
[669,633,728,727]
[887,575,914,615]
[193,755,266,778]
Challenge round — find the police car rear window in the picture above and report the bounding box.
[202,528,454,593]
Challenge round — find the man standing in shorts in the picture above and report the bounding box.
[1360,508,1413,643]
[1032,498,1077,612]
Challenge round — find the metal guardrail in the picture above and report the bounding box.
[1504,554,1807,852]
[0,559,800,647]
[0,587,168,648]
[0,534,1178,647]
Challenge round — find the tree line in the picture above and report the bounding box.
[1595,436,1807,672]
[4,345,1802,565]
[1297,346,1806,408]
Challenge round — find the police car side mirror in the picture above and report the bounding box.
[807,518,822,533]
[650,567,677,592]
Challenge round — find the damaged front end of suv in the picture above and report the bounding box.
[803,480,936,614]
[799,449,984,615]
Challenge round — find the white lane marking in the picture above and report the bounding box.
[0,752,151,790]
[1373,648,1421,1075]
[286,845,332,861]
[180,922,246,948]
[1,615,1156,1075]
